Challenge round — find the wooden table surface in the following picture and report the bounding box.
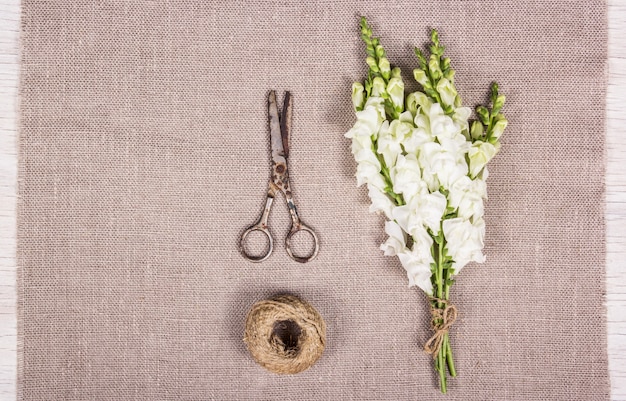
[0,0,624,398]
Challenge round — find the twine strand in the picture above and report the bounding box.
[424,297,458,358]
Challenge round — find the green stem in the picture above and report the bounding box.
[434,228,455,392]
[437,239,444,307]
[445,333,456,377]
[438,346,447,394]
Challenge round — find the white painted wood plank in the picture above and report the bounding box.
[607,0,626,399]
[0,0,18,398]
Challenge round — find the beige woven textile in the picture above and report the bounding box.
[18,1,609,400]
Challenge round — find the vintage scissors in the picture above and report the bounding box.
[239,91,319,263]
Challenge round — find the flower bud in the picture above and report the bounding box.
[364,79,373,95]
[431,29,440,46]
[378,57,391,79]
[375,45,385,58]
[454,94,462,108]
[470,121,484,140]
[468,141,498,178]
[386,77,405,110]
[428,55,442,80]
[371,76,386,97]
[490,117,508,140]
[476,106,490,125]
[435,78,457,108]
[493,94,506,114]
[413,69,428,87]
[406,93,418,116]
[352,82,365,111]
[366,56,379,72]
[442,57,451,71]
[491,82,499,98]
[391,67,402,78]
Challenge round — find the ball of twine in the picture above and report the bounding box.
[243,295,326,374]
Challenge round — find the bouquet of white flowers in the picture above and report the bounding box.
[346,17,508,393]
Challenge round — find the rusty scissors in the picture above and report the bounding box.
[239,91,319,263]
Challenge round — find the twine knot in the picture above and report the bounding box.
[424,297,458,358]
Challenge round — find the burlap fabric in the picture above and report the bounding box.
[18,1,609,399]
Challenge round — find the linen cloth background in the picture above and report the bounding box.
[17,0,609,399]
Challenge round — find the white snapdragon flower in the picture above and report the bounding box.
[390,154,426,202]
[345,99,384,140]
[397,229,434,294]
[468,140,499,178]
[380,221,433,294]
[377,119,411,167]
[380,220,406,256]
[438,133,470,159]
[453,106,472,134]
[350,131,373,155]
[406,91,433,118]
[392,190,447,236]
[354,147,385,189]
[429,103,461,139]
[401,125,432,155]
[346,96,389,190]
[368,184,395,220]
[418,141,468,190]
[443,217,486,273]
[398,110,413,124]
[448,176,486,220]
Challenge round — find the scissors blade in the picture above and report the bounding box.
[268,91,286,164]
[280,92,292,159]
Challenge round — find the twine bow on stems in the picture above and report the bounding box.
[423,297,458,393]
[424,298,458,357]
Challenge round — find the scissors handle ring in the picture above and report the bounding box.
[240,224,274,263]
[285,223,319,263]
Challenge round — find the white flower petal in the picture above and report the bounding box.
[468,141,499,178]
[380,220,406,256]
[368,184,395,219]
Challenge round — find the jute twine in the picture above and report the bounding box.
[243,295,326,374]
[424,297,458,358]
